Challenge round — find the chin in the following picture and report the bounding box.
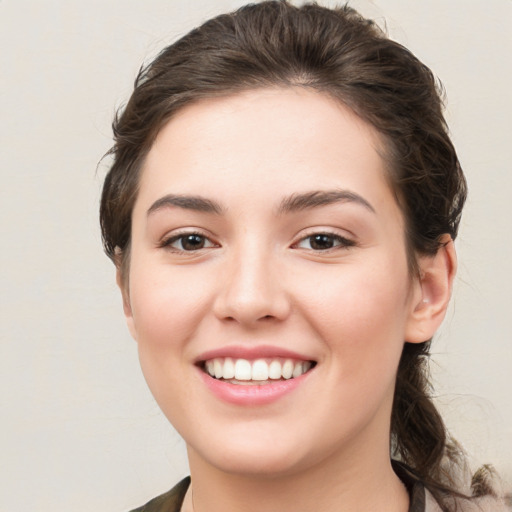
[213,452,308,479]
[188,432,314,478]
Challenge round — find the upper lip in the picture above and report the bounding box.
[194,345,316,364]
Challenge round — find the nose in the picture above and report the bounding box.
[212,245,291,327]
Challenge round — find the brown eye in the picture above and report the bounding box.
[163,233,216,252]
[295,233,355,251]
[309,234,336,250]
[180,234,206,250]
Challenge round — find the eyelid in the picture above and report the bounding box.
[291,229,356,251]
[159,228,219,252]
[157,227,355,253]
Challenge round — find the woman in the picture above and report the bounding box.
[100,2,508,511]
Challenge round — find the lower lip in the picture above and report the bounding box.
[198,368,312,406]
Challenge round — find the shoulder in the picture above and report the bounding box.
[129,477,190,512]
[428,492,511,512]
[423,469,511,512]
[393,460,511,512]
[437,460,511,512]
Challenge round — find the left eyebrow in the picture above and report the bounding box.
[277,189,376,214]
[147,194,224,216]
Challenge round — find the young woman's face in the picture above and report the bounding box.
[124,88,423,477]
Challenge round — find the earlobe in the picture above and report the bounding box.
[405,235,457,343]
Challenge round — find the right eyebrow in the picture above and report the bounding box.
[147,194,224,216]
[277,189,375,215]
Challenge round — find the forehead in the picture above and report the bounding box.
[136,87,395,217]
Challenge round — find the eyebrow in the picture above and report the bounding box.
[147,189,375,217]
[147,194,224,216]
[278,190,375,214]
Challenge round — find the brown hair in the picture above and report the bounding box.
[100,2,485,509]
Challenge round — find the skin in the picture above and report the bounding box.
[119,87,456,512]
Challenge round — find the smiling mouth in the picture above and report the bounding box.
[200,357,316,385]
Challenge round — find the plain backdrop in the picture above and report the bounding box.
[1,1,511,510]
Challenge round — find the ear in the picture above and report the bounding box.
[405,234,457,343]
[115,249,138,341]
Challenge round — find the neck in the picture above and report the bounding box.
[184,438,409,512]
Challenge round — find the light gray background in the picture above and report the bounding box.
[1,1,511,510]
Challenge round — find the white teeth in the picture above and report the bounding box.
[268,360,282,380]
[292,361,303,378]
[223,357,235,379]
[234,359,252,380]
[251,359,269,381]
[214,358,223,379]
[282,359,294,379]
[204,357,313,381]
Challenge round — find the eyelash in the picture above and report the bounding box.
[159,231,217,252]
[293,232,356,252]
[159,230,355,253]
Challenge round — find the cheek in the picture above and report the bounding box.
[295,257,412,383]
[127,264,213,415]
[129,262,213,348]
[300,263,410,337]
